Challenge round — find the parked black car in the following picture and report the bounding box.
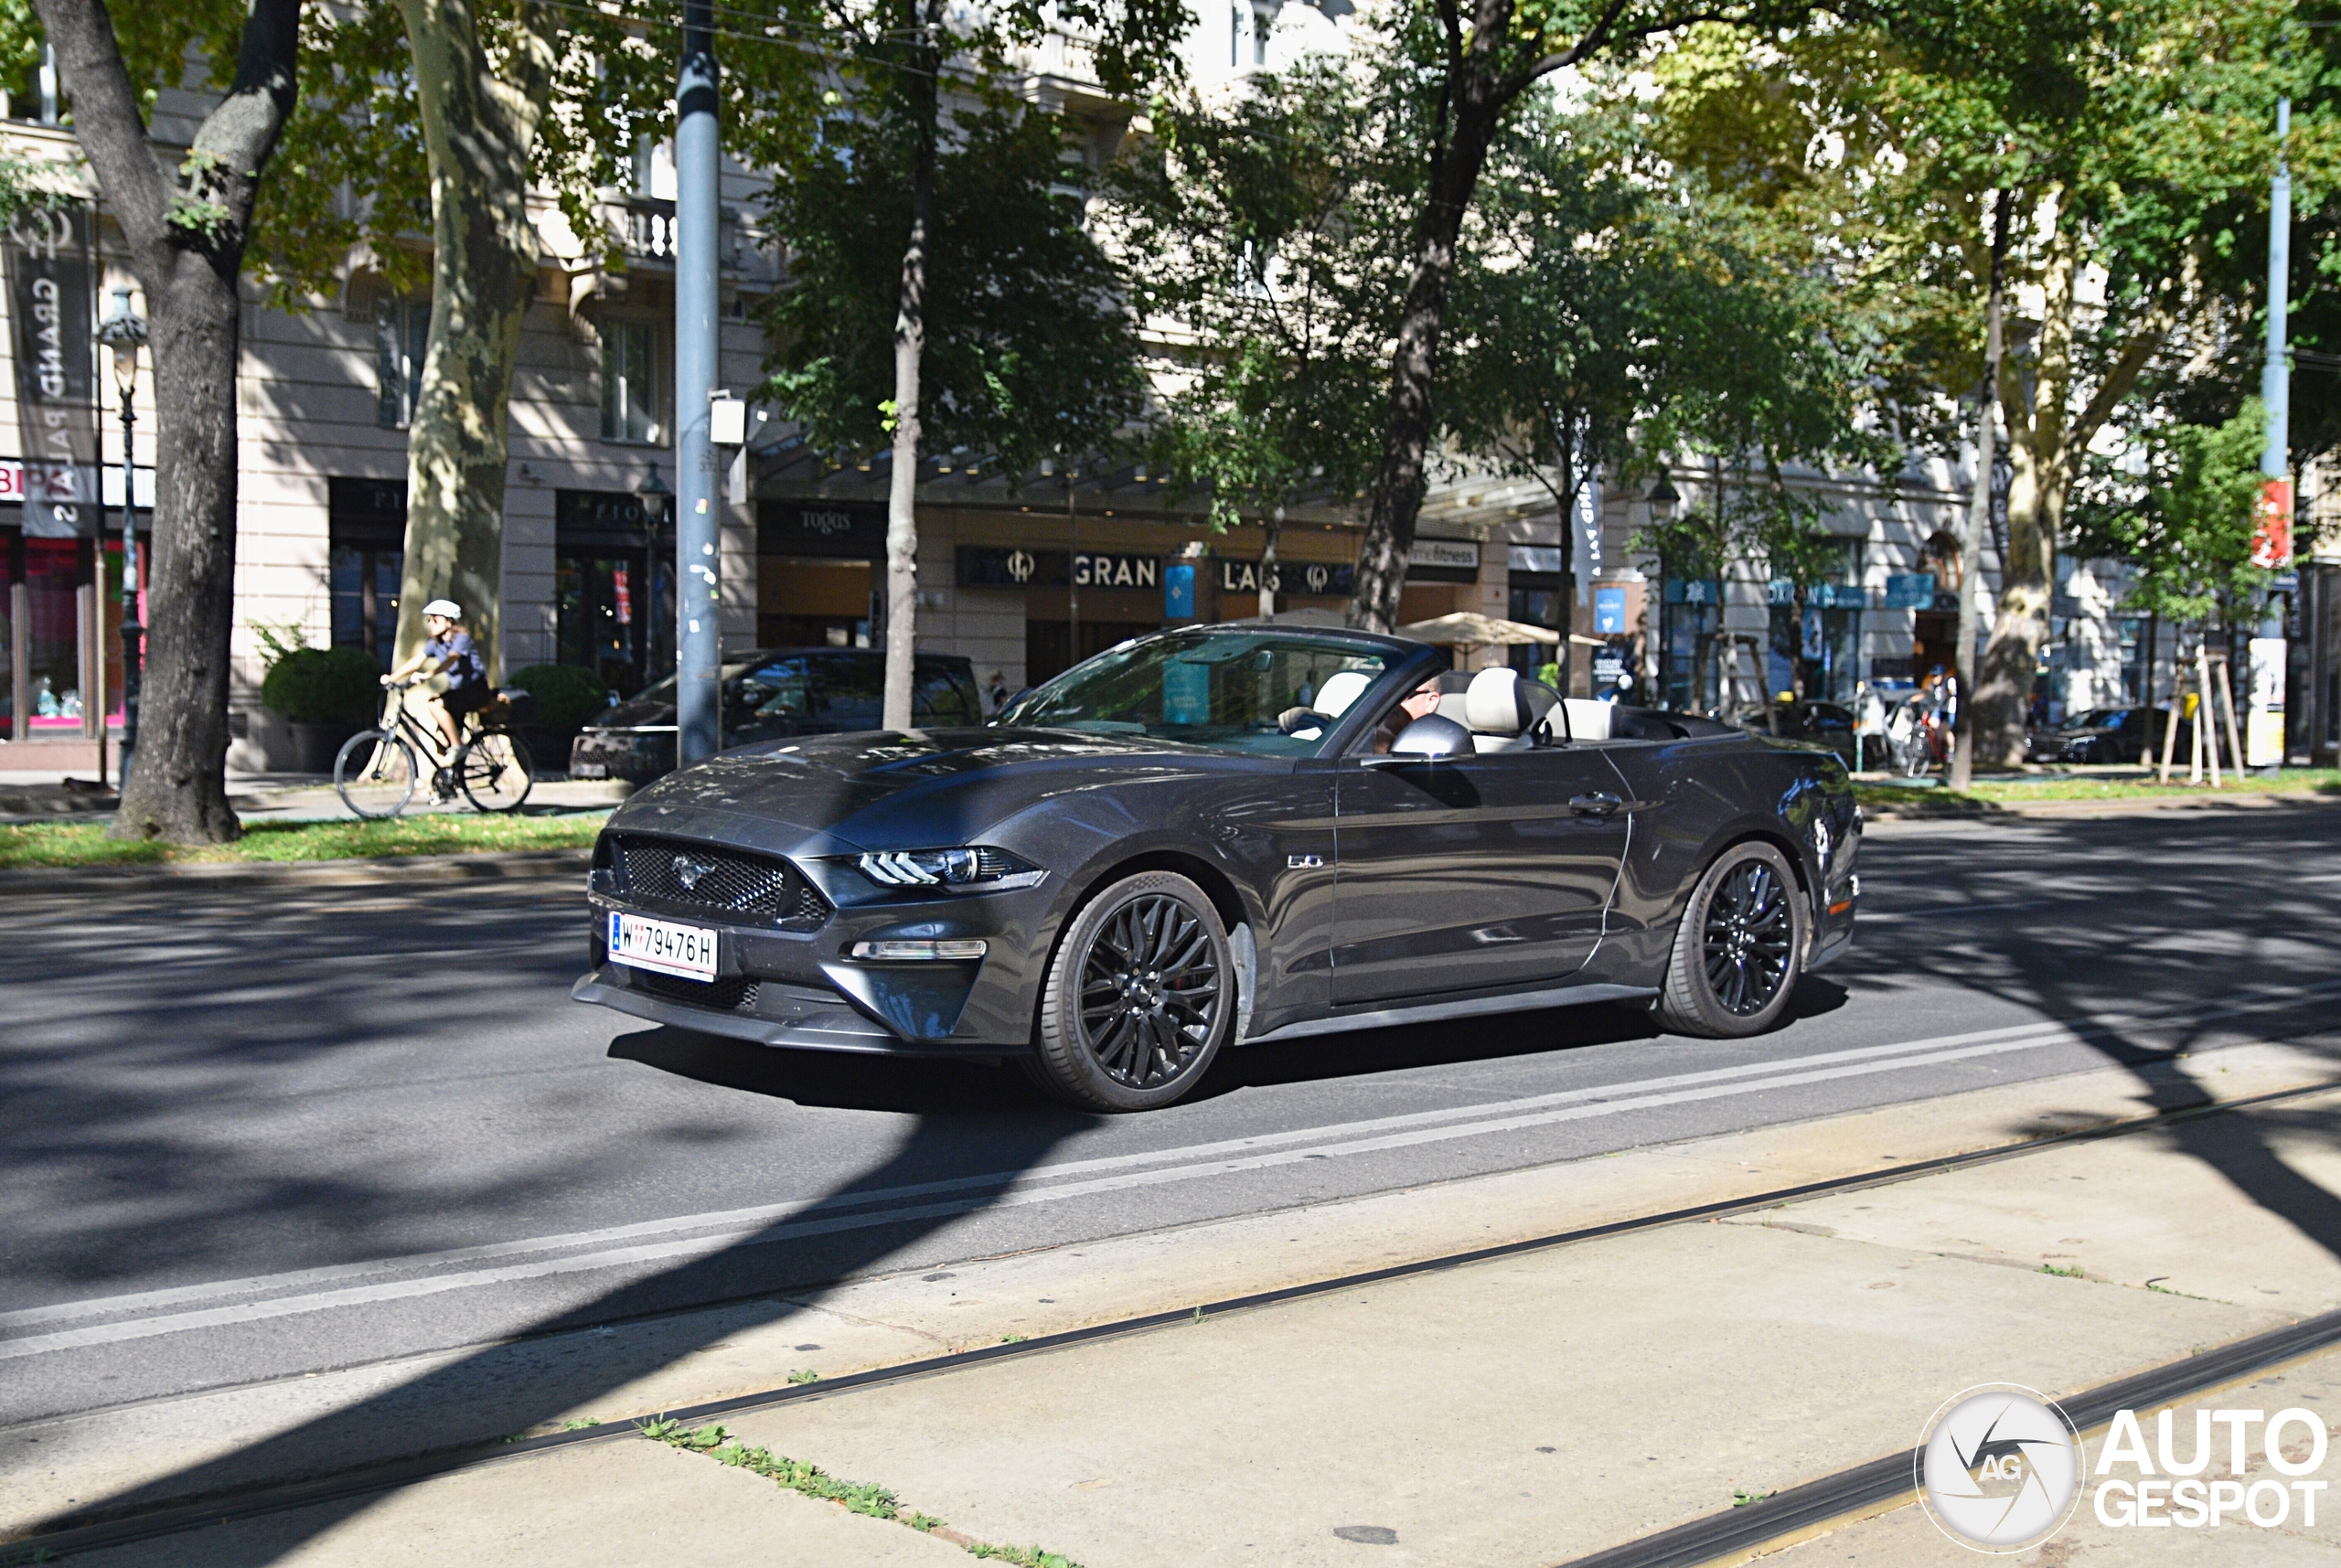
[574,624,1859,1111]
[2024,706,2186,765]
[570,649,982,784]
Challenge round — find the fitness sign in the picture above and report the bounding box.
[1914,1384,2332,1553]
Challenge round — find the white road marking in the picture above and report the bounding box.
[5,979,2336,1361]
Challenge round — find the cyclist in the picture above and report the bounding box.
[381,599,490,759]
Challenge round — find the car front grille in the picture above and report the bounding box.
[636,970,762,1012]
[614,836,831,928]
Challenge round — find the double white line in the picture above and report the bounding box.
[6,980,2336,1363]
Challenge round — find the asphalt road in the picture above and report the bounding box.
[5,806,2340,1448]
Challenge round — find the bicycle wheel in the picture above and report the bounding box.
[456,731,534,813]
[335,730,418,819]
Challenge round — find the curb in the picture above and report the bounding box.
[0,847,590,894]
[1863,789,2341,823]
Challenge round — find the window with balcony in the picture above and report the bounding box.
[376,293,428,429]
[600,318,668,444]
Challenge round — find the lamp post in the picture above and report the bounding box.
[96,288,146,779]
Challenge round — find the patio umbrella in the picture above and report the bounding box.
[1396,612,1562,648]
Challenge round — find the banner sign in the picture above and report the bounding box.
[2251,479,2293,570]
[758,498,887,558]
[1217,558,1354,598]
[1163,560,1196,619]
[957,547,1162,591]
[1662,578,1723,606]
[1573,478,1603,604]
[2248,636,2286,767]
[1406,538,1480,581]
[4,199,99,538]
[1594,587,1627,635]
[1768,580,1869,609]
[1885,572,1937,609]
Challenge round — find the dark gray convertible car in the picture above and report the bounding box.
[575,624,1859,1110]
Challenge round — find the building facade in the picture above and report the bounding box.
[6,18,2307,777]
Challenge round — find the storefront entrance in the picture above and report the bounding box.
[3,524,136,752]
[555,490,674,697]
[759,499,882,650]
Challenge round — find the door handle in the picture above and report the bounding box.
[1569,793,1624,816]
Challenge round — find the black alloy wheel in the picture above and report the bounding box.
[1656,840,1808,1038]
[1028,871,1234,1111]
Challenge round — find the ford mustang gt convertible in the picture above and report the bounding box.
[575,624,1859,1111]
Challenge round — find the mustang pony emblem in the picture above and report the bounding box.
[674,855,713,891]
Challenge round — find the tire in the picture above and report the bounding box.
[334,730,418,820]
[456,731,535,813]
[1655,841,1808,1038]
[1026,871,1234,1112]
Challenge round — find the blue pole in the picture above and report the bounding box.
[2262,97,2291,479]
[674,0,722,766]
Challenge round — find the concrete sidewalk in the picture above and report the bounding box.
[39,1040,2341,1567]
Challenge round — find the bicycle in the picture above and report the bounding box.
[334,678,536,819]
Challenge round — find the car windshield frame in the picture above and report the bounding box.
[999,626,1428,756]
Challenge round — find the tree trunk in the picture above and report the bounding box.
[882,29,938,732]
[1347,81,1506,633]
[1950,190,2011,790]
[1972,223,2077,769]
[392,0,555,687]
[38,0,300,844]
[1257,504,1282,621]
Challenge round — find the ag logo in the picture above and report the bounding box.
[1006,549,1036,583]
[1917,1386,2083,1552]
[1304,562,1331,593]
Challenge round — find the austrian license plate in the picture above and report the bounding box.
[608,912,718,980]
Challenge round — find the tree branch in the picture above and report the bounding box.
[31,0,170,242]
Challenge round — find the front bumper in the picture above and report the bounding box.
[576,847,1061,1053]
[572,969,992,1056]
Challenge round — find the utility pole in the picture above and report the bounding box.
[2262,99,2292,496]
[674,0,722,766]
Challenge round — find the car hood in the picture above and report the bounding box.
[603,726,1247,858]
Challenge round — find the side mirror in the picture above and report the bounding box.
[1389,713,1471,760]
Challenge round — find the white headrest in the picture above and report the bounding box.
[1465,668,1528,735]
[1315,669,1373,717]
[1561,699,1611,741]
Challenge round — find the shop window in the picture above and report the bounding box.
[601,319,666,444]
[330,546,402,668]
[554,550,671,698]
[376,293,429,429]
[22,538,86,731]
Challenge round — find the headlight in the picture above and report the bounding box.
[855,846,1046,891]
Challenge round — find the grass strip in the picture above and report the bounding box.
[0,811,607,869]
[1855,768,2341,812]
[641,1418,1084,1568]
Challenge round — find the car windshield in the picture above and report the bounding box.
[1001,629,1399,755]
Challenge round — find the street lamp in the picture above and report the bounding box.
[1645,475,1679,520]
[96,288,147,778]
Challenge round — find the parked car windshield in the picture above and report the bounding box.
[1001,629,1399,755]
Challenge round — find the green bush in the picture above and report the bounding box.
[510,664,609,733]
[260,646,383,725]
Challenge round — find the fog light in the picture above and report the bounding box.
[850,939,989,961]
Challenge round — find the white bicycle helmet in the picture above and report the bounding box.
[422,599,463,620]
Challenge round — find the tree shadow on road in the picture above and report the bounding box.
[27,1060,1096,1551]
[1853,809,2341,1280]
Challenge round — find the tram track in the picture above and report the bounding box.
[15,1072,2341,1563]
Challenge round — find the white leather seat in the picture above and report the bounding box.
[1561,699,1611,741]
[1465,668,1534,752]
[1313,669,1374,718]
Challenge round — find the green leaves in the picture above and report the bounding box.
[2068,400,2272,627]
[757,101,1140,474]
